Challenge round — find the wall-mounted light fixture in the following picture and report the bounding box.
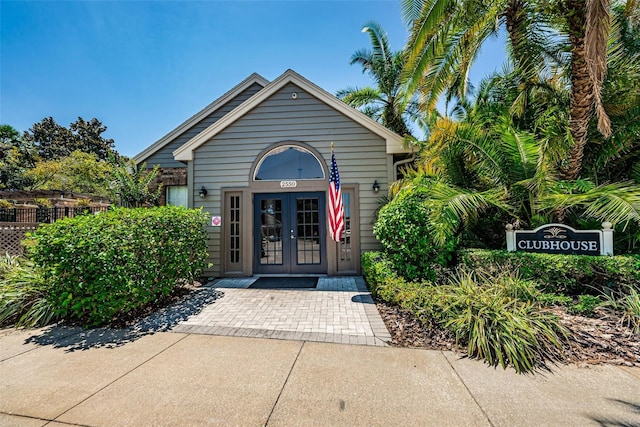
[199,186,208,198]
[372,180,380,193]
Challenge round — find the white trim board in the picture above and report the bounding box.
[173,69,409,161]
[133,73,269,164]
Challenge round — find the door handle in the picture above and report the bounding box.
[290,229,296,239]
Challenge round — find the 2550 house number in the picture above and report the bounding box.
[280,180,297,188]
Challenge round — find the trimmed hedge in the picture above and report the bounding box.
[373,194,456,280]
[25,206,209,326]
[459,249,640,294]
[361,251,435,311]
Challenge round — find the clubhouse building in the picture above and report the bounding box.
[134,70,412,277]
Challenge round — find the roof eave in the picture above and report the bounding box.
[173,69,410,161]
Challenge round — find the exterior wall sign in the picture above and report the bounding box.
[506,223,614,256]
[211,216,222,227]
[280,180,297,188]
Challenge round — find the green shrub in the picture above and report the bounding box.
[363,252,566,373]
[537,293,572,307]
[434,272,566,373]
[361,252,432,308]
[26,206,209,326]
[600,284,640,333]
[0,255,58,327]
[459,249,640,294]
[374,194,456,280]
[33,198,52,208]
[361,251,396,295]
[569,295,602,316]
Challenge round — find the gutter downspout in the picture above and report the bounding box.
[393,154,416,180]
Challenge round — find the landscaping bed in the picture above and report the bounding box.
[377,301,640,367]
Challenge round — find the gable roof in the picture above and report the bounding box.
[133,72,269,164]
[173,69,409,161]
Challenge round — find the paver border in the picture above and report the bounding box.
[171,276,392,346]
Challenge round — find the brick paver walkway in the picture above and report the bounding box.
[172,277,391,346]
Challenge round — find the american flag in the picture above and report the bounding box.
[328,149,344,242]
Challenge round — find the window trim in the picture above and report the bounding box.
[252,144,326,181]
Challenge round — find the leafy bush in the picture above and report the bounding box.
[26,206,209,326]
[0,254,58,327]
[362,251,397,295]
[460,249,640,294]
[537,293,572,307]
[569,295,602,316]
[374,194,456,280]
[33,198,52,208]
[361,251,434,309]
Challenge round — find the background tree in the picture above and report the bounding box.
[24,151,115,199]
[23,117,116,161]
[110,156,162,207]
[337,21,420,136]
[0,125,37,190]
[70,117,116,161]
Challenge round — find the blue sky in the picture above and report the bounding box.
[1,1,506,157]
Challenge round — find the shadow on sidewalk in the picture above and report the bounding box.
[586,398,640,426]
[24,284,224,352]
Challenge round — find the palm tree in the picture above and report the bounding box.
[336,21,419,136]
[401,0,557,112]
[392,69,640,249]
[109,156,162,207]
[401,0,625,180]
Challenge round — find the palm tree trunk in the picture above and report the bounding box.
[560,0,612,181]
[560,0,594,181]
[505,0,526,66]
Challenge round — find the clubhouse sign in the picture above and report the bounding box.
[506,223,614,256]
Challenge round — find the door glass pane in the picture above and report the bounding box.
[229,195,241,264]
[296,197,321,265]
[340,192,351,261]
[260,199,282,265]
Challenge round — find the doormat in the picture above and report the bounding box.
[249,277,319,289]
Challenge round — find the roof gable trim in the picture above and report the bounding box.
[133,73,269,164]
[173,69,408,161]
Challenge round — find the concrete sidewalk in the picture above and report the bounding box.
[1,327,639,426]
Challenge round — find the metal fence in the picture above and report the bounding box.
[0,206,109,224]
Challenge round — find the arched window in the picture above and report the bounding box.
[254,145,325,181]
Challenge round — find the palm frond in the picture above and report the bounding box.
[403,0,454,95]
[361,21,391,64]
[401,0,426,26]
[336,86,383,108]
[538,181,640,228]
